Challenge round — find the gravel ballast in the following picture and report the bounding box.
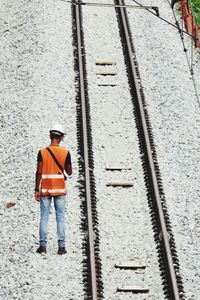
[0,0,199,299]
[0,1,84,299]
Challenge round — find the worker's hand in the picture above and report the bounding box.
[35,192,41,202]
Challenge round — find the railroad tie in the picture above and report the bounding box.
[96,71,117,76]
[105,166,132,171]
[117,285,149,293]
[95,61,117,66]
[115,260,146,269]
[106,181,134,187]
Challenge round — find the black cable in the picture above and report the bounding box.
[131,0,199,41]
[191,37,194,76]
[169,0,192,69]
[166,0,200,107]
[130,0,200,107]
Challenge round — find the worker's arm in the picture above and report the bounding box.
[65,152,72,176]
[35,161,42,202]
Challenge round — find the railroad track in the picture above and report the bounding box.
[72,2,103,299]
[72,0,185,299]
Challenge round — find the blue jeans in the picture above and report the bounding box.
[39,195,67,247]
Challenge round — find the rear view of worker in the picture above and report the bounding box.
[35,124,72,255]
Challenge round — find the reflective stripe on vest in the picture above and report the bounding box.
[42,174,64,179]
[41,189,66,193]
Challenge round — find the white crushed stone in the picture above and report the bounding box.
[0,0,199,299]
[0,0,83,299]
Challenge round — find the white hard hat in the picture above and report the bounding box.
[50,124,65,136]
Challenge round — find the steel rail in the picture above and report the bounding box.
[74,2,98,299]
[115,0,180,299]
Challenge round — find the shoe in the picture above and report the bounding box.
[57,247,67,255]
[36,246,46,254]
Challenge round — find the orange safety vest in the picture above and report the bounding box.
[40,146,68,196]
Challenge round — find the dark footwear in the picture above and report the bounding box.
[36,246,46,254]
[57,247,67,255]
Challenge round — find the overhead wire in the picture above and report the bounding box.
[168,0,192,70]
[131,0,199,40]
[166,0,200,107]
[131,0,200,108]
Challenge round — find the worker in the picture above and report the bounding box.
[35,124,72,255]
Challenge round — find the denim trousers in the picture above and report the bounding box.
[39,195,67,247]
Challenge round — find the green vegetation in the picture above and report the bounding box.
[190,0,200,25]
